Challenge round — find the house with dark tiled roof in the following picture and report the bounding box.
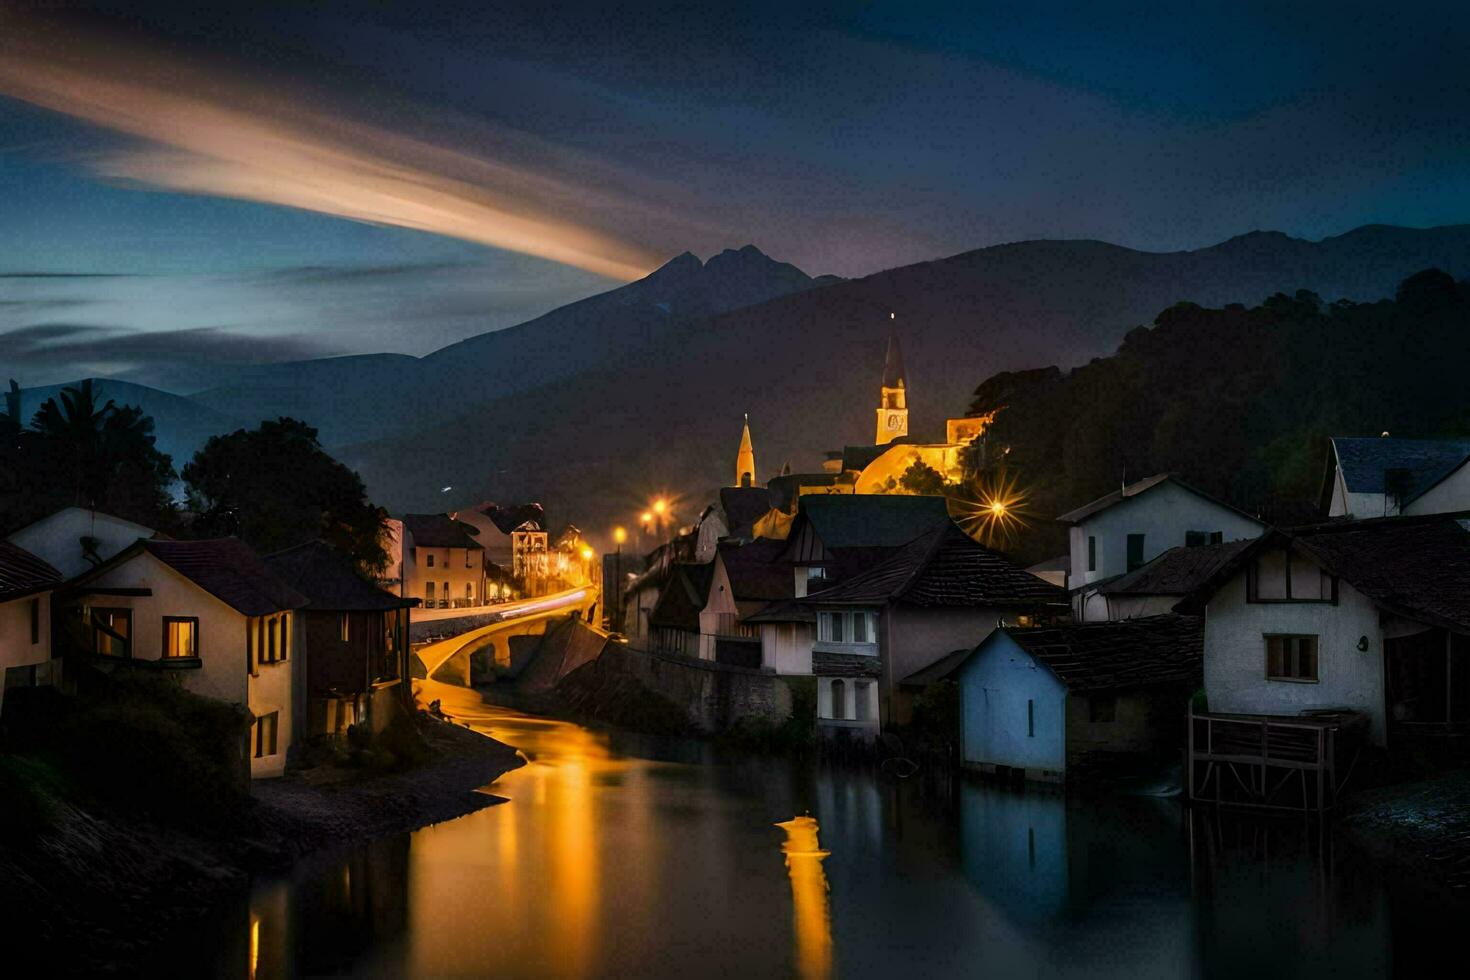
[1087,538,1253,621]
[0,539,62,715]
[1058,473,1265,620]
[1320,436,1470,519]
[931,614,1203,781]
[398,513,487,610]
[796,520,1065,738]
[695,538,793,668]
[779,493,953,597]
[1180,513,1470,749]
[647,561,714,658]
[265,540,419,739]
[693,486,775,561]
[60,537,307,778]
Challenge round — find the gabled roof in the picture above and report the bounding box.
[648,561,714,631]
[1096,538,1254,597]
[1330,437,1470,506]
[743,598,815,624]
[1183,514,1470,633]
[803,522,1064,608]
[265,540,417,612]
[479,502,546,535]
[924,614,1203,692]
[718,537,792,603]
[794,493,952,551]
[718,486,772,537]
[0,540,62,602]
[401,513,484,550]
[78,538,307,617]
[1056,473,1261,527]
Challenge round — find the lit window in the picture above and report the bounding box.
[253,711,279,758]
[163,617,198,658]
[91,607,132,657]
[340,613,350,643]
[1266,635,1318,681]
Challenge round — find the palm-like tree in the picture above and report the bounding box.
[31,379,119,507]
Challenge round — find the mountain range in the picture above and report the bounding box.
[15,225,1470,540]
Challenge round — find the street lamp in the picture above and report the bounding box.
[612,526,627,632]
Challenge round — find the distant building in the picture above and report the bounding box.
[6,506,159,579]
[1058,474,1265,621]
[735,414,757,487]
[399,513,486,609]
[698,538,792,667]
[695,486,774,561]
[647,561,715,658]
[875,331,909,446]
[0,540,62,715]
[62,538,308,778]
[264,540,419,739]
[934,615,1202,782]
[1320,436,1470,518]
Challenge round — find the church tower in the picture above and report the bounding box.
[735,414,756,487]
[875,318,908,445]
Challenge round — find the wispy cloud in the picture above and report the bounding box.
[1,321,339,378]
[0,12,668,281]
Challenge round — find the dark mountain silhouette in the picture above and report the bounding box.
[192,245,834,446]
[337,226,1470,539]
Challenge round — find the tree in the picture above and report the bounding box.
[896,460,951,496]
[0,379,176,533]
[183,418,388,573]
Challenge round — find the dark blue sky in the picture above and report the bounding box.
[3,1,1469,389]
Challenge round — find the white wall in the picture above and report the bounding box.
[1070,481,1264,586]
[0,592,52,716]
[956,632,1068,773]
[1202,565,1388,745]
[1407,462,1470,516]
[817,676,878,724]
[760,621,813,674]
[7,508,155,579]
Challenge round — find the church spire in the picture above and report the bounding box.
[876,314,909,445]
[735,413,756,487]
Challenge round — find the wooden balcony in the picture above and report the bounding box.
[1188,709,1369,812]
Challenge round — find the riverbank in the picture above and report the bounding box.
[1342,768,1470,900]
[0,711,522,975]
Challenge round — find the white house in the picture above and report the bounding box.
[0,540,62,715]
[941,615,1203,781]
[1183,515,1470,748]
[6,506,158,579]
[1057,474,1266,621]
[63,538,308,778]
[398,513,486,610]
[1088,539,1253,622]
[1320,436,1470,519]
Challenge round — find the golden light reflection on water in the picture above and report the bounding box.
[776,815,834,980]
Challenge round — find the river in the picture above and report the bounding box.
[185,681,1445,978]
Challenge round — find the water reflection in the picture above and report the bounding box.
[776,816,833,979]
[171,680,1452,977]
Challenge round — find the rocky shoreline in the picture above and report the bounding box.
[1,714,523,975]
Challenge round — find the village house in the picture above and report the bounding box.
[621,529,698,647]
[264,541,419,739]
[697,538,792,667]
[1087,538,1253,621]
[1182,514,1470,751]
[933,615,1202,782]
[6,506,159,579]
[647,561,714,658]
[1320,435,1470,518]
[694,486,773,561]
[781,493,953,597]
[800,520,1065,739]
[398,513,486,609]
[60,538,307,778]
[0,540,62,715]
[1059,474,1265,621]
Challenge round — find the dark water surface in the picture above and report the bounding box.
[188,681,1443,978]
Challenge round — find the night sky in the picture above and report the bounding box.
[4,1,1470,389]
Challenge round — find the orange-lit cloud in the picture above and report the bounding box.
[0,15,664,281]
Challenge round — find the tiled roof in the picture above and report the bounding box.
[0,540,61,601]
[797,493,951,550]
[142,539,307,616]
[718,486,773,537]
[648,561,714,631]
[265,540,417,612]
[743,598,815,624]
[1096,538,1254,597]
[401,513,485,550]
[1056,473,1261,526]
[1247,515,1470,632]
[479,502,545,535]
[979,615,1203,693]
[719,537,792,602]
[813,650,882,677]
[1332,437,1470,505]
[803,522,1065,608]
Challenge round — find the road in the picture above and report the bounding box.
[413,587,595,681]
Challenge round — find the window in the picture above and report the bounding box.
[426,553,435,568]
[817,611,878,644]
[1186,530,1226,547]
[1266,635,1319,682]
[253,711,279,758]
[442,582,449,608]
[1088,694,1117,723]
[1126,534,1145,571]
[851,612,868,644]
[854,682,871,722]
[1247,549,1337,603]
[807,566,829,581]
[256,614,289,665]
[1087,536,1097,572]
[830,679,846,720]
[340,613,350,643]
[162,617,198,658]
[91,608,132,657]
[30,597,39,645]
[1027,698,1035,737]
[466,550,473,569]
[465,583,473,604]
[426,581,436,605]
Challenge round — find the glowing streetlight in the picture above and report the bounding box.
[640,511,653,525]
[989,500,1007,517]
[580,545,594,561]
[652,497,667,517]
[613,526,627,545]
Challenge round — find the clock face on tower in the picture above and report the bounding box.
[886,413,903,430]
